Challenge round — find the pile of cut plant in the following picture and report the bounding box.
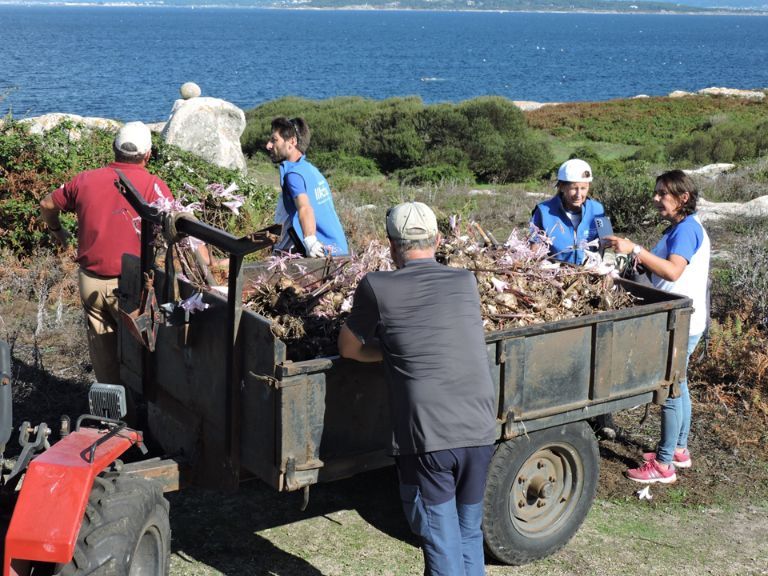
[241,227,636,361]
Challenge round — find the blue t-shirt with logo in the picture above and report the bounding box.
[280,156,349,256]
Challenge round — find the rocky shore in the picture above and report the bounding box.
[513,85,766,111]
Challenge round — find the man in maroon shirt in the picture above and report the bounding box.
[40,121,173,385]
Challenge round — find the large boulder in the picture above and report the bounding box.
[698,196,768,223]
[684,163,736,179]
[16,113,121,137]
[698,87,765,100]
[512,100,560,111]
[162,97,247,173]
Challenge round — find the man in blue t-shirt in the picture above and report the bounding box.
[266,117,349,257]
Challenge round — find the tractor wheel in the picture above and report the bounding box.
[55,474,170,576]
[483,421,599,565]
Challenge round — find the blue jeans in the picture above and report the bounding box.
[657,332,702,464]
[397,446,493,576]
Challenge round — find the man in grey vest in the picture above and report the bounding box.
[338,202,497,576]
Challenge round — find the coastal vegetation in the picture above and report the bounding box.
[242,95,552,184]
[2,90,768,573]
[0,119,273,254]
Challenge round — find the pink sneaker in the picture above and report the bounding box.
[642,449,692,469]
[626,459,677,484]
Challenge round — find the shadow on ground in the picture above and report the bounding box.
[167,465,415,576]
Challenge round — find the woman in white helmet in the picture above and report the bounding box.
[530,158,616,439]
[530,158,607,265]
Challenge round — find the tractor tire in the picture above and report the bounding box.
[55,474,170,576]
[483,421,599,565]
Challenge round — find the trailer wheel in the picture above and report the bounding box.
[55,474,170,576]
[483,421,599,565]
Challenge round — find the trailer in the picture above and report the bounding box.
[115,172,692,565]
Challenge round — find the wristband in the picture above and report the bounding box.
[632,244,642,256]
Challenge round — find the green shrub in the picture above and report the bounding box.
[714,218,768,328]
[456,97,551,182]
[630,143,666,163]
[361,97,426,172]
[242,96,378,158]
[667,117,768,165]
[310,152,380,177]
[243,95,552,183]
[394,164,474,186]
[590,162,657,235]
[0,120,274,256]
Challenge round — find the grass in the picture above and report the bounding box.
[166,474,768,576]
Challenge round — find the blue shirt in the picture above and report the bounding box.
[530,195,606,264]
[280,155,349,256]
[650,214,710,335]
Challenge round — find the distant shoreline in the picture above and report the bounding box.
[0,2,767,15]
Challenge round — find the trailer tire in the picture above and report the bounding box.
[54,474,171,576]
[483,421,599,565]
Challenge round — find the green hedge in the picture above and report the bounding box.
[243,95,552,184]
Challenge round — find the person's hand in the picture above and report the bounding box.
[50,228,71,248]
[303,235,325,258]
[605,235,636,255]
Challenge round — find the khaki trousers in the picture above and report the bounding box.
[78,268,121,384]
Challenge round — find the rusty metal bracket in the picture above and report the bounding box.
[284,456,324,492]
[120,271,163,352]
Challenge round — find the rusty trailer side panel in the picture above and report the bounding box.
[119,254,692,492]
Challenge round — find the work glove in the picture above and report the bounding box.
[303,234,325,258]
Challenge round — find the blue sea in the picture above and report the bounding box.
[1,6,767,122]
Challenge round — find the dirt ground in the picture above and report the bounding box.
[2,257,768,576]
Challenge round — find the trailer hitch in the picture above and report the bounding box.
[3,421,51,490]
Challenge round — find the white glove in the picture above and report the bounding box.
[303,234,325,258]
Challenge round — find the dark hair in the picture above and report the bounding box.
[270,117,311,153]
[655,170,698,217]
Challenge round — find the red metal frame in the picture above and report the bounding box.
[4,427,140,576]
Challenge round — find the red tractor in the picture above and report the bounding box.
[0,339,171,576]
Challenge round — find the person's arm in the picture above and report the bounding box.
[338,277,383,362]
[39,192,70,247]
[607,235,687,281]
[294,193,317,239]
[338,324,383,362]
[294,194,324,257]
[284,172,324,257]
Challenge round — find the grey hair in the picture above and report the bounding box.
[390,236,437,253]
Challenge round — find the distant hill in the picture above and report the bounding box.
[276,0,767,9]
[670,0,767,6]
[9,0,768,11]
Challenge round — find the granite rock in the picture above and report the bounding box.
[17,113,121,138]
[698,87,765,100]
[162,96,247,173]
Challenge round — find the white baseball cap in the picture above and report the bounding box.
[557,159,593,183]
[386,202,438,241]
[114,121,152,156]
